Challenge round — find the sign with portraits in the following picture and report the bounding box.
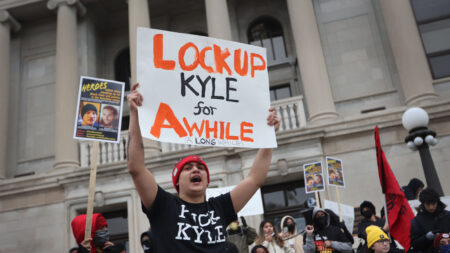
[73,76,125,143]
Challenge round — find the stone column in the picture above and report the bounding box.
[286,0,338,121]
[128,0,150,85]
[379,0,437,105]
[0,11,20,178]
[204,0,233,40]
[48,0,86,169]
[127,0,160,155]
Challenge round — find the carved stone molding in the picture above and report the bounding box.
[47,0,86,16]
[0,10,21,32]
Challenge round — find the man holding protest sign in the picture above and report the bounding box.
[127,82,280,252]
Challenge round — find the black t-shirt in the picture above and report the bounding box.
[142,186,237,252]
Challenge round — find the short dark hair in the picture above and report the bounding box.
[419,188,440,204]
[140,231,151,244]
[251,245,269,253]
[69,247,78,253]
[81,104,97,116]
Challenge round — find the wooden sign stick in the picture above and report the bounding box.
[315,192,320,207]
[84,141,100,240]
[336,187,342,222]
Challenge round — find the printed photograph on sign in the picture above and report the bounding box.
[73,76,125,143]
[303,161,325,193]
[136,28,276,148]
[326,156,345,188]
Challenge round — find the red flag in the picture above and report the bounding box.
[374,126,415,249]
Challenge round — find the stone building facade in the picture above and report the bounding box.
[0,0,449,252]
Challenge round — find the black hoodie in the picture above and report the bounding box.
[410,201,450,253]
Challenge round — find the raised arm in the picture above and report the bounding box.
[230,108,280,213]
[127,83,158,210]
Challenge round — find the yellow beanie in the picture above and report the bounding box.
[366,225,389,248]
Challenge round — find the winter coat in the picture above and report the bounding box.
[303,207,353,253]
[410,202,450,253]
[227,226,258,253]
[280,215,304,253]
[259,240,295,253]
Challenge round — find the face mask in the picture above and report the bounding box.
[142,240,152,253]
[362,210,373,219]
[315,216,328,229]
[93,230,110,247]
[440,244,450,253]
[230,222,239,231]
[287,223,296,232]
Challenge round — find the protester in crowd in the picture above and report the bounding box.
[254,220,294,253]
[280,215,304,253]
[126,82,280,252]
[434,233,450,253]
[71,213,118,253]
[226,217,257,253]
[303,207,353,253]
[411,188,450,253]
[100,105,119,129]
[365,225,391,253]
[69,247,79,253]
[401,178,424,201]
[324,209,354,245]
[358,201,388,243]
[140,230,152,253]
[251,245,270,253]
[80,103,99,127]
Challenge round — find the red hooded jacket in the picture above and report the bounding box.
[71,213,108,253]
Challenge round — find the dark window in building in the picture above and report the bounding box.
[121,115,129,131]
[115,48,131,91]
[190,31,208,36]
[103,209,129,249]
[115,48,131,131]
[270,84,292,101]
[261,181,314,231]
[248,17,288,64]
[411,0,450,79]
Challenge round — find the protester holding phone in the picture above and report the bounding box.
[254,220,294,253]
[280,216,304,253]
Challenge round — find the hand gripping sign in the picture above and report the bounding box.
[137,28,277,148]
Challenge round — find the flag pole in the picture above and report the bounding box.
[376,126,390,237]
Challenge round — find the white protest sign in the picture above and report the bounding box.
[137,28,276,148]
[324,200,355,234]
[206,186,264,217]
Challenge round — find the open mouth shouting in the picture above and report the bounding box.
[190,175,202,184]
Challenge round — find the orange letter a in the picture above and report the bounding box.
[150,103,188,138]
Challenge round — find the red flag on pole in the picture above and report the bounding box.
[374,126,415,249]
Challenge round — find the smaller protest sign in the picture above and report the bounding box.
[73,76,125,143]
[324,200,355,235]
[326,156,345,188]
[206,186,264,217]
[303,161,325,193]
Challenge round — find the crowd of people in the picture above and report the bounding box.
[68,84,449,253]
[68,178,450,253]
